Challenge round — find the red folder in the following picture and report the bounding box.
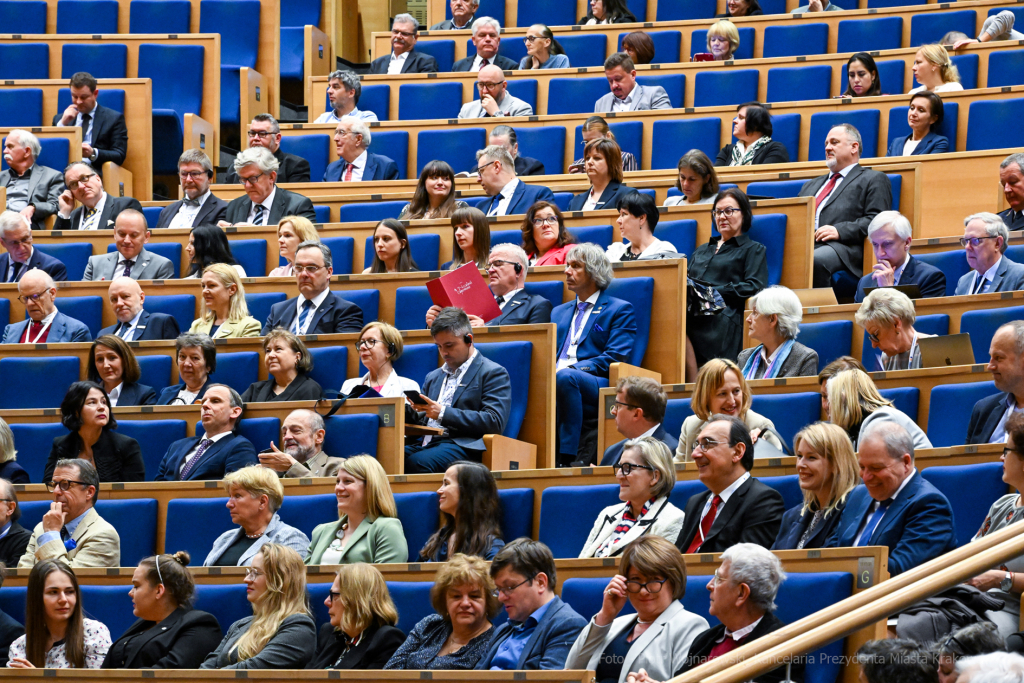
[426,262,502,322]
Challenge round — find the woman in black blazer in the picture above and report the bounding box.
[240,330,323,403]
[88,336,157,407]
[568,138,634,212]
[715,103,790,167]
[103,551,223,669]
[772,422,859,550]
[43,381,145,483]
[309,563,404,669]
[579,0,636,24]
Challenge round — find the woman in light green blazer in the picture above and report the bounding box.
[306,455,409,565]
[187,263,262,339]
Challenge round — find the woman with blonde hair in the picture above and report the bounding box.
[188,263,261,338]
[341,322,421,398]
[306,455,408,565]
[269,216,318,277]
[309,563,403,669]
[706,20,740,61]
[201,543,316,669]
[772,423,859,550]
[0,417,28,483]
[241,329,322,402]
[826,368,931,449]
[675,358,782,461]
[449,206,490,270]
[910,44,962,94]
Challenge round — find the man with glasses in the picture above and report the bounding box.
[673,415,784,554]
[476,145,555,217]
[0,478,31,568]
[53,72,128,174]
[431,0,478,30]
[54,161,143,231]
[323,117,400,182]
[452,17,518,71]
[261,241,363,335]
[222,147,316,226]
[2,269,91,343]
[1,129,65,230]
[601,376,677,467]
[83,210,175,281]
[854,210,945,303]
[999,152,1024,231]
[223,114,310,184]
[458,64,534,119]
[475,538,586,670]
[18,458,120,568]
[954,212,1024,295]
[369,14,440,74]
[155,149,229,229]
[0,211,67,283]
[968,322,1024,445]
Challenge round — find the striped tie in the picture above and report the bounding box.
[253,204,266,225]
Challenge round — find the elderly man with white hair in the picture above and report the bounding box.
[220,147,316,226]
[369,14,439,74]
[955,212,1024,295]
[957,652,1024,683]
[458,64,534,119]
[431,0,478,30]
[855,287,933,371]
[738,286,819,379]
[2,269,91,343]
[854,210,946,302]
[452,17,518,71]
[1,129,65,230]
[477,145,555,216]
[323,116,400,182]
[0,211,68,283]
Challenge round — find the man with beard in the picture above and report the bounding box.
[155,149,228,229]
[258,409,344,478]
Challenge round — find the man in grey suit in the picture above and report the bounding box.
[430,0,476,29]
[83,210,175,281]
[458,65,534,119]
[219,147,316,227]
[1,129,65,231]
[53,162,143,231]
[2,269,91,343]
[594,53,672,114]
[155,149,229,230]
[954,212,1024,295]
[798,124,892,288]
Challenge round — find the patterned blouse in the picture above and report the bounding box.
[7,618,111,669]
[384,614,492,670]
[973,493,1024,575]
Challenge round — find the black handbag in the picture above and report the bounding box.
[686,277,726,316]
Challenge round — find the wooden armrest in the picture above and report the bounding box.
[101,163,133,199]
[304,25,331,105]
[405,424,445,436]
[483,435,537,471]
[608,363,661,386]
[240,67,270,133]
[184,113,219,168]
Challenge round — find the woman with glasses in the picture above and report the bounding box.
[364,219,420,274]
[87,336,157,407]
[309,563,404,669]
[448,207,491,270]
[855,288,933,372]
[384,554,497,670]
[185,224,246,279]
[269,217,319,277]
[188,263,261,338]
[936,624,1006,682]
[519,24,569,70]
[201,543,316,669]
[420,461,504,562]
[240,330,322,403]
[566,535,708,683]
[341,322,420,398]
[826,368,931,450]
[520,201,577,266]
[738,286,819,379]
[102,551,222,668]
[306,456,408,565]
[203,465,310,567]
[568,139,633,213]
[580,438,684,558]
[715,103,790,167]
[400,161,468,221]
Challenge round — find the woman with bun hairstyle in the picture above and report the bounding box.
[102,551,222,668]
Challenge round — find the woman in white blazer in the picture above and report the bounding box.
[340,322,421,398]
[580,437,684,559]
[565,536,709,683]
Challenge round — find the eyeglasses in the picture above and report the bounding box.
[710,569,733,587]
[244,568,265,580]
[327,590,342,602]
[866,330,881,344]
[491,575,534,598]
[246,130,274,139]
[959,236,999,248]
[356,339,380,350]
[45,479,89,492]
[1004,447,1021,458]
[487,259,516,270]
[179,170,208,180]
[692,437,725,452]
[391,28,416,37]
[475,160,498,176]
[611,400,639,413]
[476,80,505,90]
[532,216,559,226]
[711,207,742,218]
[17,292,51,304]
[612,462,655,476]
[625,578,667,594]
[67,172,97,191]
[940,633,966,658]
[524,35,545,43]
[293,264,326,274]
[238,172,266,186]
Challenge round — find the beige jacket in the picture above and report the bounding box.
[283,450,346,478]
[675,409,783,462]
[19,507,120,568]
[188,315,262,339]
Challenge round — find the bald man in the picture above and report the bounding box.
[2,269,91,343]
[457,65,534,119]
[83,210,175,281]
[97,277,180,341]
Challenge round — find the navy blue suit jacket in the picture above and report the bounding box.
[999,208,1024,232]
[567,182,635,212]
[155,432,259,481]
[853,255,948,303]
[323,153,400,182]
[475,596,587,670]
[966,391,1008,445]
[553,290,637,379]
[771,498,847,550]
[261,291,363,335]
[98,309,181,341]
[0,249,68,283]
[484,180,556,216]
[117,382,157,407]
[155,378,215,405]
[886,132,949,157]
[487,290,552,325]
[826,472,956,575]
[2,311,91,343]
[600,423,679,466]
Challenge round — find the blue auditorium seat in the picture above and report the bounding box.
[928,380,997,448]
[398,82,462,121]
[8,422,66,482]
[137,355,173,391]
[987,50,1024,88]
[142,206,163,228]
[323,413,380,458]
[417,128,486,177]
[523,280,564,308]
[967,98,1024,151]
[490,38,528,65]
[61,44,128,79]
[274,492,336,537]
[619,30,682,64]
[35,243,92,282]
[165,498,231,561]
[145,294,196,333]
[547,77,610,116]
[319,237,355,277]
[386,582,436,634]
[605,278,654,366]
[923,462,1008,547]
[837,17,903,53]
[308,346,347,394]
[748,214,787,287]
[808,109,881,160]
[795,321,853,373]
[513,126,565,176]
[200,0,261,126]
[538,484,623,558]
[572,225,614,249]
[574,121,643,165]
[338,201,408,223]
[390,344,440,387]
[515,0,573,26]
[413,39,455,72]
[879,386,920,423]
[744,179,805,199]
[395,490,440,557]
[0,299,8,326]
[244,292,286,328]
[0,89,43,128]
[340,289,380,327]
[654,220,697,256]
[138,44,205,175]
[989,6,1024,25]
[129,0,191,32]
[650,118,721,170]
[961,306,1024,364]
[394,287,432,331]
[761,474,802,510]
[769,112,801,162]
[358,84,390,122]
[476,341,532,438]
[841,59,906,96]
[506,79,538,113]
[763,24,828,58]
[656,0,714,20]
[750,392,820,450]
[690,28,755,60]
[694,69,759,108]
[499,488,534,542]
[116,420,186,480]
[57,295,102,338]
[910,10,976,47]
[947,53,979,90]
[193,584,251,634]
[314,205,330,223]
[560,34,608,68]
[279,27,306,87]
[661,399,693,449]
[0,45,48,80]
[887,102,959,153]
[766,65,832,103]
[212,352,260,393]
[552,193,573,211]
[367,130,409,179]
[229,239,267,277]
[364,233,440,272]
[0,0,46,32]
[57,0,118,33]
[636,74,685,109]
[279,134,330,183]
[913,250,967,297]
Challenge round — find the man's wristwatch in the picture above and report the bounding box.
[1001,571,1014,592]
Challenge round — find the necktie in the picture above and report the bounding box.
[558,301,591,361]
[118,321,131,340]
[179,438,213,480]
[60,525,70,542]
[121,259,134,279]
[343,162,354,182]
[815,173,841,211]
[183,197,201,208]
[495,294,505,306]
[486,193,502,217]
[294,298,315,335]
[253,204,266,226]
[973,274,990,295]
[686,494,722,553]
[856,498,893,546]
[480,58,489,67]
[81,112,92,144]
[82,206,97,230]
[9,261,22,283]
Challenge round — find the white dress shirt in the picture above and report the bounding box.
[813,162,856,230]
[496,287,523,309]
[611,91,634,112]
[116,308,145,342]
[490,178,520,216]
[247,187,276,225]
[387,52,409,74]
[107,382,124,406]
[341,151,368,182]
[853,469,916,544]
[970,256,1003,295]
[293,287,331,335]
[167,190,211,231]
[557,290,601,371]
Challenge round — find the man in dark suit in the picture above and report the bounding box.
[451,17,519,71]
[262,241,363,335]
[369,14,440,74]
[798,124,892,288]
[854,210,946,303]
[53,72,128,174]
[2,129,65,230]
[222,114,310,184]
[98,278,181,341]
[953,213,1024,296]
[323,118,400,182]
[675,415,785,554]
[999,152,1024,231]
[600,376,678,467]
[155,384,259,480]
[827,421,956,575]
[53,162,143,231]
[476,539,587,670]
[430,0,476,30]
[0,211,67,282]
[490,126,546,176]
[967,321,1024,444]
[0,480,32,570]
[83,211,176,281]
[155,149,229,229]
[2,269,91,343]
[221,147,316,226]
[477,145,555,216]
[405,307,512,473]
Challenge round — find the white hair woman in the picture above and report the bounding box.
[738,286,819,379]
[855,287,931,371]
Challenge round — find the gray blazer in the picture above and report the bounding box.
[954,255,1024,296]
[458,92,534,119]
[203,514,310,566]
[856,406,932,450]
[0,164,64,230]
[200,613,316,669]
[563,601,709,683]
[283,450,345,478]
[594,85,672,113]
[736,341,819,378]
[82,247,176,281]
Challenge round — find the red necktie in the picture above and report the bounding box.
[709,633,745,659]
[815,173,841,210]
[343,163,354,182]
[686,494,721,553]
[481,58,489,67]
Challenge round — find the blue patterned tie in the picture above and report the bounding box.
[178,438,212,480]
[294,299,315,335]
[253,204,266,226]
[558,301,591,361]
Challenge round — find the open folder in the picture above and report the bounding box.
[426,262,502,322]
